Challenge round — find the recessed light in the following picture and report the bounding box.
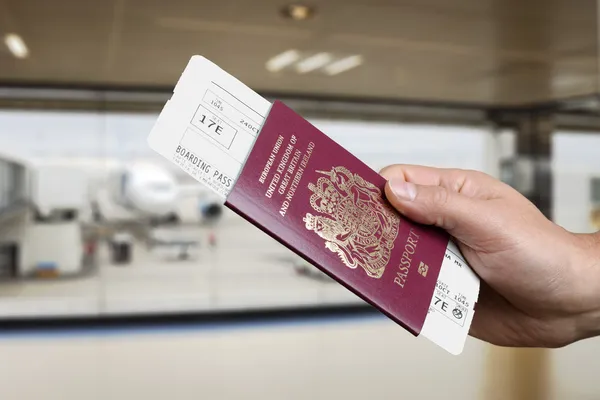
[324,55,363,76]
[281,4,316,21]
[296,52,333,74]
[4,33,29,59]
[266,50,301,72]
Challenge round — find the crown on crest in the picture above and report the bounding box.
[308,177,340,215]
[303,213,318,230]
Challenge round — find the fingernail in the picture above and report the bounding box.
[389,179,417,201]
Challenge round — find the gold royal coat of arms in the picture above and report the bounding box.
[303,166,401,279]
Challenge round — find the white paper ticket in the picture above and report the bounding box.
[422,240,480,355]
[148,56,271,199]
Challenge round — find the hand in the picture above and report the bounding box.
[379,164,600,348]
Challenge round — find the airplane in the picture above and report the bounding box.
[27,157,225,263]
[25,157,224,226]
[94,159,223,226]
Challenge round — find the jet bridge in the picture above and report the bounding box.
[0,152,29,222]
[0,151,88,279]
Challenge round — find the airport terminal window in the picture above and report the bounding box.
[0,108,493,319]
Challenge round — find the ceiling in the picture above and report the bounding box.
[0,0,598,107]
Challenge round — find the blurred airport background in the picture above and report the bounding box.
[0,0,600,399]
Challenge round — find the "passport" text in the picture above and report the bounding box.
[394,229,420,288]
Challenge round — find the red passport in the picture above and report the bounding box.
[226,100,449,336]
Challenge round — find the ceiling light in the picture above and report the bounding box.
[296,52,332,74]
[281,4,316,21]
[266,50,301,72]
[324,55,363,76]
[4,33,29,59]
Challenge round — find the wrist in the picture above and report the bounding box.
[572,232,600,342]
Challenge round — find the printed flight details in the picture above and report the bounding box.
[421,240,480,355]
[147,56,271,199]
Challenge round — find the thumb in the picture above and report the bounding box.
[384,177,482,236]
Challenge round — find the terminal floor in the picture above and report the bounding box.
[0,316,486,400]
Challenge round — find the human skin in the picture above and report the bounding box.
[379,164,600,348]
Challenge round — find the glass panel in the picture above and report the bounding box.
[0,108,493,317]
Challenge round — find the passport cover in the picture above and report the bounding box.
[225,100,449,335]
